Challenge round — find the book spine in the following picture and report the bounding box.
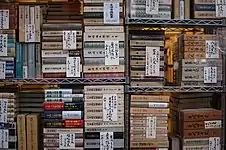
[19,6,25,42]
[26,114,39,150]
[35,44,41,78]
[17,114,27,150]
[16,43,22,78]
[22,44,28,79]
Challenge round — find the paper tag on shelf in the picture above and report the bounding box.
[0,61,5,79]
[180,0,185,19]
[100,132,114,150]
[146,116,157,138]
[0,34,7,56]
[23,66,28,78]
[104,3,120,24]
[216,0,226,17]
[205,40,219,58]
[146,0,159,14]
[0,10,9,29]
[205,120,221,129]
[146,47,160,76]
[59,133,76,149]
[103,94,118,122]
[209,137,221,150]
[105,41,119,66]
[0,99,8,123]
[148,102,168,108]
[25,24,35,42]
[66,57,81,77]
[204,67,217,83]
[63,31,76,50]
[0,129,8,148]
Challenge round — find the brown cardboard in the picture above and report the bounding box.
[17,114,28,150]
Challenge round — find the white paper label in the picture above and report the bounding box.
[146,116,157,138]
[204,67,217,83]
[105,41,119,65]
[180,0,185,19]
[59,133,76,149]
[209,137,221,150]
[104,3,120,24]
[216,0,226,17]
[157,148,168,150]
[25,24,35,42]
[205,120,221,129]
[0,34,7,56]
[62,111,81,120]
[0,61,5,79]
[63,31,77,50]
[23,66,28,78]
[0,99,8,123]
[206,40,219,58]
[148,102,168,108]
[0,129,8,148]
[146,0,159,14]
[146,47,160,76]
[45,89,72,95]
[66,57,80,77]
[103,94,118,122]
[100,132,114,150]
[0,10,9,29]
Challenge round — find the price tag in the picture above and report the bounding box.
[205,120,221,129]
[0,129,8,148]
[206,40,219,58]
[104,3,120,24]
[66,57,81,77]
[62,111,82,120]
[146,47,160,76]
[100,132,114,150]
[216,0,226,17]
[204,67,217,83]
[0,10,9,29]
[0,100,8,123]
[180,0,184,19]
[23,66,28,78]
[103,94,118,122]
[105,41,119,66]
[0,34,7,56]
[0,61,5,79]
[25,24,35,42]
[63,31,76,50]
[146,116,157,138]
[148,102,168,108]
[146,0,159,14]
[59,133,76,149]
[209,137,221,150]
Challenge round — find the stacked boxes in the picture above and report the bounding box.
[0,93,17,149]
[180,108,221,149]
[130,95,169,149]
[129,0,172,19]
[84,85,124,149]
[43,88,84,149]
[41,1,83,78]
[129,30,165,86]
[83,0,125,78]
[175,34,222,86]
[0,3,17,79]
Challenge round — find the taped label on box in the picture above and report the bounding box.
[146,0,159,14]
[209,137,220,150]
[0,99,8,123]
[0,61,5,79]
[0,34,7,56]
[105,41,120,66]
[103,94,118,122]
[146,116,157,138]
[25,24,35,42]
[66,57,81,77]
[216,0,226,17]
[146,47,160,76]
[0,10,9,29]
[204,67,217,83]
[205,120,221,129]
[205,40,219,58]
[104,3,120,24]
[0,129,8,148]
[59,133,76,149]
[63,31,77,50]
[100,132,114,150]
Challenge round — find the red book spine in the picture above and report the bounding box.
[64,120,83,128]
[43,102,64,111]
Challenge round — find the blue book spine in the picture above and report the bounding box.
[194,4,216,11]
[16,43,22,78]
[7,42,15,49]
[7,39,15,44]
